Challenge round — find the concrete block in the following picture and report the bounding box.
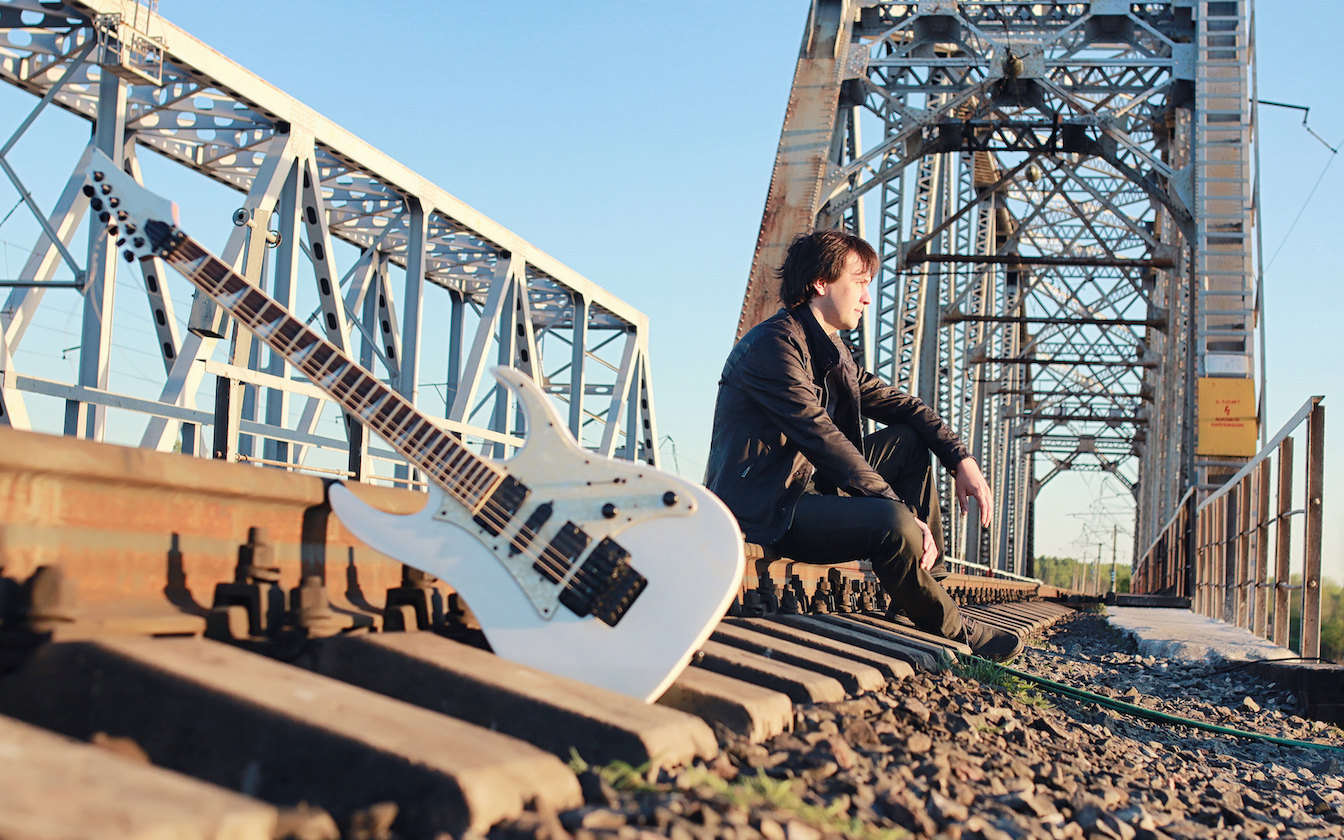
[769,614,939,671]
[657,666,792,743]
[1106,606,1294,663]
[711,623,886,694]
[726,617,914,681]
[838,613,970,656]
[694,640,846,704]
[959,606,1034,634]
[297,631,717,769]
[0,713,276,840]
[0,637,580,837]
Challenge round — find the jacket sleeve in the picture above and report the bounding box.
[736,331,899,500]
[855,367,971,472]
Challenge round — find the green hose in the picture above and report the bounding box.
[979,657,1344,754]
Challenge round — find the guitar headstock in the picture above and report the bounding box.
[83,149,180,264]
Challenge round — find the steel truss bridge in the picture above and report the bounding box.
[741,0,1258,574]
[0,0,661,484]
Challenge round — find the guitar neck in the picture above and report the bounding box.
[146,221,503,512]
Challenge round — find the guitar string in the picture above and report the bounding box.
[161,236,618,599]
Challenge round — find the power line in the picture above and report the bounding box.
[1265,135,1344,271]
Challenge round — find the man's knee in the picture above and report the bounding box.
[868,502,923,570]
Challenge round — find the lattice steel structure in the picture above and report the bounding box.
[742,0,1258,573]
[0,0,661,483]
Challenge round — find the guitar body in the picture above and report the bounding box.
[330,369,745,702]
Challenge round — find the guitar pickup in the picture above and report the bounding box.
[474,475,529,536]
[533,522,589,584]
[559,537,647,627]
[510,502,553,556]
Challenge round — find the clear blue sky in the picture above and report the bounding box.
[2,1,1339,581]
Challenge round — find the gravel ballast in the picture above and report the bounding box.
[486,611,1344,840]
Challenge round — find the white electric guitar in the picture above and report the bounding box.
[87,151,744,702]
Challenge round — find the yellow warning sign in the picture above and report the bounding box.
[1197,377,1258,457]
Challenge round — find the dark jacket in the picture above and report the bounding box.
[705,306,970,545]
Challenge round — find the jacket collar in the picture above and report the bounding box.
[789,305,841,374]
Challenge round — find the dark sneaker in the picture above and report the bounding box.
[956,617,1024,662]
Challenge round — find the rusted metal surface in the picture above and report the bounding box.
[738,0,854,339]
[736,543,1060,621]
[0,425,431,630]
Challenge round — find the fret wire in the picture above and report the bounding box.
[425,437,458,489]
[253,303,281,337]
[365,389,393,423]
[318,354,345,389]
[403,417,425,447]
[405,416,432,446]
[335,366,364,402]
[462,461,493,506]
[240,290,268,322]
[310,349,340,386]
[351,380,379,418]
[448,451,480,499]
[405,418,430,448]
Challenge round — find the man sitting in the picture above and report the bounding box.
[706,229,1022,661]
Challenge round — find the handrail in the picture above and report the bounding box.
[1134,395,1325,657]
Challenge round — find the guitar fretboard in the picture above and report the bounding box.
[150,223,504,513]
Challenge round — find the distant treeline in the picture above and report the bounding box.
[1032,555,1131,594]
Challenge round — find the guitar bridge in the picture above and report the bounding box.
[559,537,647,627]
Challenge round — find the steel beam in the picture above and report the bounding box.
[739,0,855,338]
[64,69,124,441]
[742,1,1237,572]
[0,3,658,481]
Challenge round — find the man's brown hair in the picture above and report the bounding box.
[777,229,879,309]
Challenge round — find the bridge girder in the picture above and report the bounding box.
[0,0,661,477]
[743,0,1258,573]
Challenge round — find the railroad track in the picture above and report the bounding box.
[0,427,1075,839]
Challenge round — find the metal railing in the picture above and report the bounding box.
[1135,396,1325,657]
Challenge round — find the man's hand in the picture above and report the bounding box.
[914,517,938,570]
[955,457,993,528]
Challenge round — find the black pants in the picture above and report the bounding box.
[769,424,962,638]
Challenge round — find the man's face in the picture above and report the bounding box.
[808,251,873,333]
